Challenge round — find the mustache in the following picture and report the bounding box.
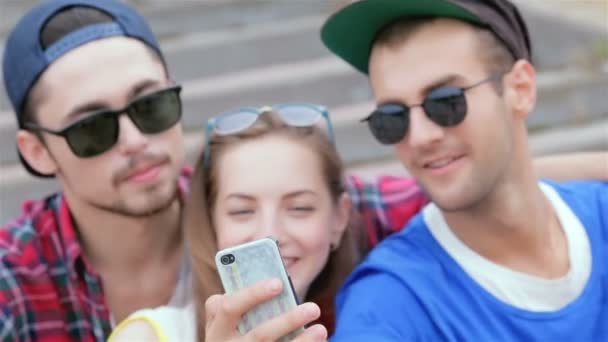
[112,153,170,186]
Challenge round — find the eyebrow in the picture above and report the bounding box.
[62,79,163,124]
[224,190,317,201]
[420,74,466,95]
[225,194,256,201]
[284,190,317,199]
[376,73,467,106]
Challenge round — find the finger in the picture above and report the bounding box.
[247,302,322,341]
[213,278,283,334]
[293,324,328,342]
[205,294,222,326]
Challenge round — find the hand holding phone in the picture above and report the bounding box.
[204,280,327,342]
[207,238,327,341]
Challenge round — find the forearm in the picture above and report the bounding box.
[533,151,608,181]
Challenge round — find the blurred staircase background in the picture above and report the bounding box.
[0,0,606,222]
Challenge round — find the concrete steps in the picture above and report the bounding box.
[0,0,606,222]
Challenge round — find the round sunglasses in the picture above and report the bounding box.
[362,74,502,145]
[24,86,182,157]
[203,103,335,167]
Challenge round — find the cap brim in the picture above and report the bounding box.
[321,0,482,74]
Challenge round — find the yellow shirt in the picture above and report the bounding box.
[108,303,196,342]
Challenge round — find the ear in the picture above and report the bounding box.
[330,192,352,248]
[16,130,58,175]
[503,59,537,120]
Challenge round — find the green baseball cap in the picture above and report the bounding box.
[321,0,532,74]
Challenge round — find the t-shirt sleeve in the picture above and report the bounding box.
[331,269,430,341]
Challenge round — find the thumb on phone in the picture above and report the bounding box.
[205,278,284,341]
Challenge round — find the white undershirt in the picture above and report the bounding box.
[423,182,591,311]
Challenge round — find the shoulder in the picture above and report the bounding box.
[543,179,607,196]
[0,195,63,337]
[333,214,450,340]
[543,180,608,248]
[347,213,442,285]
[109,320,160,342]
[1,193,62,236]
[0,194,64,305]
[333,217,439,340]
[110,304,195,342]
[542,180,607,220]
[0,194,62,267]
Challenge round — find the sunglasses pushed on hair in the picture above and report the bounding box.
[24,86,182,157]
[363,73,502,145]
[203,103,335,167]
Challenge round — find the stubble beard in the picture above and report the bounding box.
[98,182,180,218]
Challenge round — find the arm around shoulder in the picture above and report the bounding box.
[534,151,608,181]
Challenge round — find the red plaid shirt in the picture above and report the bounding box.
[0,169,427,341]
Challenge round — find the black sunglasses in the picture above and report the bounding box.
[25,85,182,158]
[362,74,502,145]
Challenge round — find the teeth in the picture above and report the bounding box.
[428,158,454,168]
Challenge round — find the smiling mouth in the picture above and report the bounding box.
[424,155,463,169]
[119,158,169,185]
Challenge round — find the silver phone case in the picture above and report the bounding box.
[215,237,303,341]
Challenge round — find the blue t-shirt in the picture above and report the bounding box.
[332,181,607,341]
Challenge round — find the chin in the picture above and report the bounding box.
[433,199,470,212]
[116,187,178,217]
[433,187,488,212]
[426,187,469,212]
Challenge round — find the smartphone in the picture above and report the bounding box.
[215,237,304,341]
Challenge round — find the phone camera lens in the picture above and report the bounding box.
[221,254,235,265]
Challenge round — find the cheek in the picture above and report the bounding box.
[469,101,510,153]
[290,213,334,250]
[213,216,232,249]
[393,143,414,168]
[159,125,185,160]
[213,215,249,250]
[53,146,116,190]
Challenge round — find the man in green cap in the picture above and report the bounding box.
[321,0,607,340]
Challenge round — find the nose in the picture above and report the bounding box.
[116,114,148,155]
[406,107,444,149]
[255,206,285,242]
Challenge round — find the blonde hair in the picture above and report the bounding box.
[184,112,364,340]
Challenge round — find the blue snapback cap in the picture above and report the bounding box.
[2,0,165,177]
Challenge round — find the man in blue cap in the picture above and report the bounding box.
[0,1,190,340]
[322,0,607,340]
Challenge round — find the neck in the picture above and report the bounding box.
[442,142,568,277]
[66,196,183,273]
